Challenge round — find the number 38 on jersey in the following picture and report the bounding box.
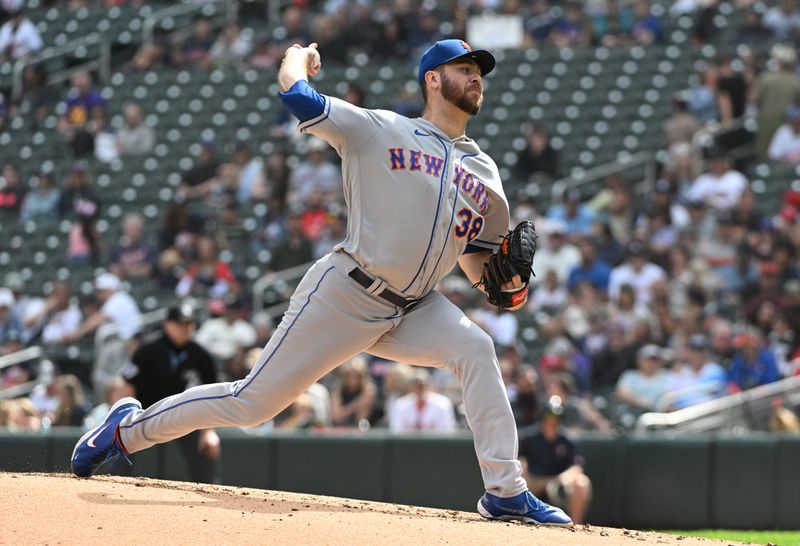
[454,208,483,242]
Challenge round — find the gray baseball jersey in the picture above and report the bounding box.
[305,96,511,297]
[116,92,527,499]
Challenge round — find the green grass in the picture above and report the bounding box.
[663,530,800,545]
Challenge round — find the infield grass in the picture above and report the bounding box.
[663,529,800,545]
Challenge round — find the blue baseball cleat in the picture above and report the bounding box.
[477,490,574,526]
[71,397,141,478]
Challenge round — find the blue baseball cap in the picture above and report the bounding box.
[417,39,495,86]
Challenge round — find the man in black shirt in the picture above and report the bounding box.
[122,302,220,483]
[518,402,592,524]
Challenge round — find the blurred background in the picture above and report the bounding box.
[0,0,800,531]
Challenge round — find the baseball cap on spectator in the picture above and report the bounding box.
[686,334,709,351]
[539,354,566,372]
[417,39,495,86]
[165,302,195,323]
[626,240,647,258]
[638,344,662,360]
[95,273,120,292]
[654,179,673,194]
[564,188,582,203]
[0,288,15,308]
[781,204,797,223]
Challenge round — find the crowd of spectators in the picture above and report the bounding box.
[2,2,800,451]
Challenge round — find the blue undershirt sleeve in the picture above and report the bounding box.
[277,80,326,122]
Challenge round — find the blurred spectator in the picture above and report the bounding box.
[0,162,23,216]
[686,64,719,123]
[248,37,278,69]
[179,139,220,201]
[768,106,800,164]
[510,364,539,427]
[209,21,252,70]
[52,374,90,427]
[529,268,568,314]
[728,329,781,391]
[591,221,625,267]
[754,44,800,160]
[527,0,556,44]
[551,2,589,48]
[16,65,58,120]
[615,344,673,411]
[591,323,637,391]
[665,334,726,410]
[518,402,592,524]
[380,363,413,426]
[547,188,596,237]
[0,7,42,61]
[567,238,611,293]
[288,137,341,206]
[514,124,559,182]
[469,299,519,348]
[0,398,41,431]
[37,281,82,345]
[763,0,800,41]
[0,288,22,354]
[630,0,663,45]
[5,272,45,344]
[59,161,101,264]
[19,172,60,223]
[176,16,214,69]
[608,241,666,305]
[279,393,324,429]
[84,376,128,429]
[389,368,455,432]
[109,212,158,280]
[530,220,580,287]
[121,302,220,483]
[116,102,155,157]
[175,236,238,298]
[220,141,265,204]
[715,54,748,127]
[195,295,256,364]
[663,94,700,148]
[269,211,314,271]
[607,283,650,333]
[63,273,142,395]
[737,10,772,44]
[331,357,377,428]
[687,148,748,210]
[57,72,107,157]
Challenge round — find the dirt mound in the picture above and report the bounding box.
[0,473,744,545]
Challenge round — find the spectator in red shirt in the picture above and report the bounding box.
[175,236,238,298]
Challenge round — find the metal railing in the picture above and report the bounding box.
[142,0,238,44]
[12,32,111,102]
[252,260,315,314]
[637,375,800,432]
[0,346,43,373]
[550,151,657,203]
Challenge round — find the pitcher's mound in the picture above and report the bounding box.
[0,473,742,545]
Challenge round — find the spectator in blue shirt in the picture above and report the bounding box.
[548,188,596,238]
[727,330,781,392]
[567,238,611,293]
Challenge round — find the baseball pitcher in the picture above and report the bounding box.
[71,39,572,526]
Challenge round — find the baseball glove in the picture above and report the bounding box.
[478,221,537,309]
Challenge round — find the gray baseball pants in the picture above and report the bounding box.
[117,250,527,497]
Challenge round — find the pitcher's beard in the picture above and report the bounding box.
[441,73,482,115]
